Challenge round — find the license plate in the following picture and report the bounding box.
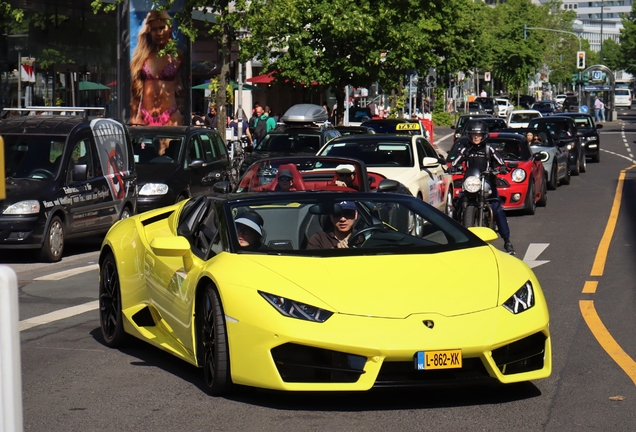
[414,350,462,370]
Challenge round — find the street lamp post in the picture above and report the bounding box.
[5,34,29,109]
[600,1,604,62]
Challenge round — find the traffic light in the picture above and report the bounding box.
[577,51,586,70]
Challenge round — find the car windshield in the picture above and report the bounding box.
[571,116,594,129]
[528,121,571,138]
[496,100,509,106]
[132,135,184,164]
[3,134,66,179]
[256,133,321,153]
[532,102,553,109]
[475,98,494,106]
[226,194,481,255]
[489,138,531,161]
[320,141,414,167]
[511,113,541,123]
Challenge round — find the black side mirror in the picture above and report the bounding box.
[377,179,400,192]
[72,164,88,182]
[437,155,447,164]
[596,123,603,129]
[212,181,231,194]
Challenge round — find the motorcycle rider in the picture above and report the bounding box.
[451,121,515,255]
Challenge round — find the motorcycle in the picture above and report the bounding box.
[453,163,516,229]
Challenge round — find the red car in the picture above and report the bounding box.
[447,132,547,215]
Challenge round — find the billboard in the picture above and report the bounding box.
[120,0,191,125]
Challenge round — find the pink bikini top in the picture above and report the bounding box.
[141,59,177,81]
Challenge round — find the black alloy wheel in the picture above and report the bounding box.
[197,284,232,396]
[99,253,126,347]
[561,162,571,185]
[580,151,587,173]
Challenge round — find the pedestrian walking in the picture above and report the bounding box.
[594,96,603,122]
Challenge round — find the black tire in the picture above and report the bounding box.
[197,284,233,396]
[580,152,587,173]
[561,163,571,185]
[40,216,64,262]
[99,253,127,347]
[537,175,548,207]
[548,163,558,190]
[462,205,478,227]
[571,152,580,176]
[524,181,536,215]
[120,206,132,220]
[592,151,600,163]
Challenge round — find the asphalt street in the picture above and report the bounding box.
[6,110,636,431]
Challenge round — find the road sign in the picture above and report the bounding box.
[592,70,603,81]
[484,72,491,82]
[581,105,589,114]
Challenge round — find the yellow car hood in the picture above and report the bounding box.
[241,246,499,318]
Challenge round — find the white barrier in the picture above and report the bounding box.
[0,266,23,432]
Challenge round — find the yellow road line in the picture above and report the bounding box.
[590,169,628,276]
[579,300,636,385]
[581,281,598,294]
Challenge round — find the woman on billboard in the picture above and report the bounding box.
[130,10,184,126]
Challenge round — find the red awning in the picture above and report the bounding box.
[106,80,117,86]
[246,72,276,84]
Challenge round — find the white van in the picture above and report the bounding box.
[615,89,632,108]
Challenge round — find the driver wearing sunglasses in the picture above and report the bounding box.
[307,201,359,249]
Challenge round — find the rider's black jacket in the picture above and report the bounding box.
[451,141,506,182]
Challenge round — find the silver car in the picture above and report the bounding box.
[525,129,571,189]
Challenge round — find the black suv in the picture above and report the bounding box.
[242,104,340,172]
[528,116,586,175]
[557,113,602,163]
[474,97,497,115]
[129,126,231,213]
[0,110,136,261]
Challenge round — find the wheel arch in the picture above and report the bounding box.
[192,275,222,368]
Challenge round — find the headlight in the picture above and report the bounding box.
[3,200,40,214]
[259,291,334,322]
[455,133,461,138]
[566,144,573,150]
[503,281,535,314]
[139,183,169,196]
[463,175,481,193]
[511,168,526,183]
[538,151,550,162]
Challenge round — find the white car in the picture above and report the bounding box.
[507,110,543,128]
[554,94,567,108]
[614,89,632,108]
[495,98,514,118]
[317,134,454,215]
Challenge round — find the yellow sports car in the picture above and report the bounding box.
[99,192,551,395]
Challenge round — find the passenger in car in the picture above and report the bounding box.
[235,210,265,250]
[333,164,359,190]
[307,201,358,249]
[274,169,295,192]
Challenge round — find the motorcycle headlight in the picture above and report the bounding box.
[511,168,526,183]
[463,175,481,193]
[139,183,169,196]
[259,291,334,322]
[503,281,535,314]
[3,200,40,214]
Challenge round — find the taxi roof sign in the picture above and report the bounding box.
[395,122,420,131]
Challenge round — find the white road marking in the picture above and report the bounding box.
[436,132,455,144]
[19,300,99,332]
[522,243,550,269]
[33,264,99,281]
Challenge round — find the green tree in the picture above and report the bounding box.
[602,38,622,71]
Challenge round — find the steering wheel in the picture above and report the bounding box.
[28,168,54,179]
[348,225,391,248]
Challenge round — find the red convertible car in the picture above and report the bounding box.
[447,132,547,215]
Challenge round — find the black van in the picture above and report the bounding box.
[0,110,136,261]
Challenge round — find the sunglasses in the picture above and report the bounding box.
[332,210,356,219]
[278,176,292,181]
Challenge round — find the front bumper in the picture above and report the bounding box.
[225,294,551,391]
[136,195,176,215]
[0,214,46,249]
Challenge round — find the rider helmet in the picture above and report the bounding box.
[466,121,489,145]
